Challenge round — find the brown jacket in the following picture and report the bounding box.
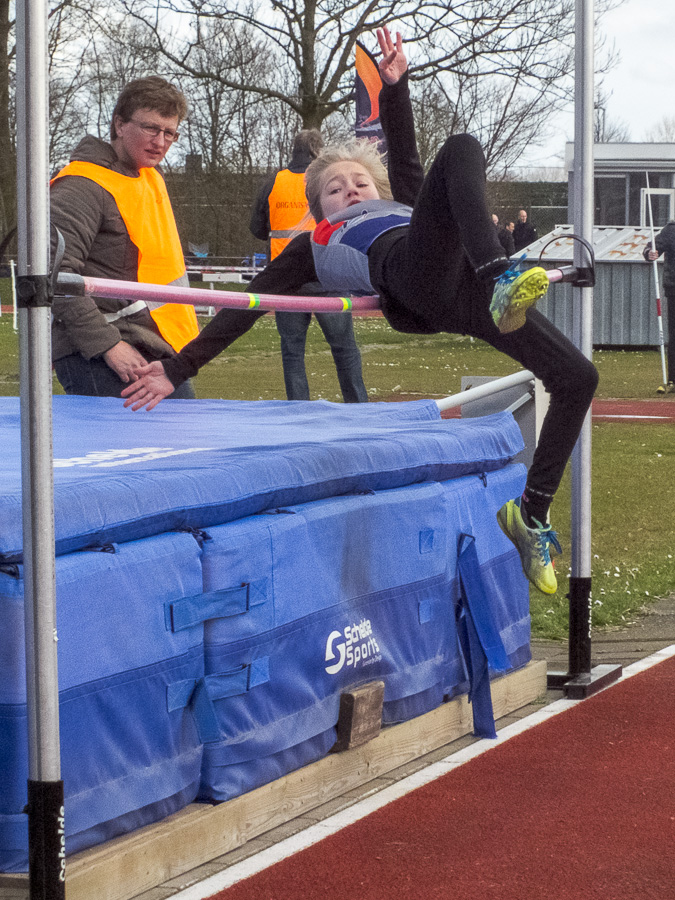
[50,136,187,362]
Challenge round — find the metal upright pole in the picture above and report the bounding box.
[548,0,621,698]
[16,0,65,896]
[645,173,669,388]
[568,0,595,679]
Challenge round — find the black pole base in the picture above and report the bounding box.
[27,779,66,899]
[547,663,623,698]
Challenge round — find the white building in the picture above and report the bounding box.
[565,142,675,226]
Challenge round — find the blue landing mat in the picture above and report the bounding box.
[0,530,205,871]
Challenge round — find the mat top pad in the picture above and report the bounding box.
[0,396,523,562]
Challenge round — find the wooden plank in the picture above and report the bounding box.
[0,872,27,893]
[1,661,546,900]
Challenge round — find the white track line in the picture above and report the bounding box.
[595,414,673,420]
[170,644,675,900]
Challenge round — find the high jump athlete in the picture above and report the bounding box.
[122,28,598,595]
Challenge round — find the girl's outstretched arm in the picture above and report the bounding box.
[121,361,174,411]
[377,28,407,85]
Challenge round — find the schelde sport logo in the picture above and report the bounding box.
[53,447,215,467]
[324,618,381,675]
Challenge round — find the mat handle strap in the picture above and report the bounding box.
[165,578,268,632]
[456,533,510,739]
[190,658,271,743]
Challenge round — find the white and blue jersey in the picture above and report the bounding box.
[311,199,412,293]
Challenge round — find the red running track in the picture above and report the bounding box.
[592,398,675,422]
[436,397,675,422]
[209,654,675,900]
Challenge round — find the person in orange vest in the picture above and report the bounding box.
[50,76,199,398]
[250,130,368,402]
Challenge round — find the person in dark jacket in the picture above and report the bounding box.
[498,221,516,257]
[50,76,197,398]
[250,130,368,402]
[123,27,598,597]
[643,221,675,392]
[513,209,537,252]
[492,213,513,256]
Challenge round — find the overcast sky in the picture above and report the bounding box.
[520,0,673,169]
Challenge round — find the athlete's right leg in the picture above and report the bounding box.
[484,308,599,507]
[470,303,598,593]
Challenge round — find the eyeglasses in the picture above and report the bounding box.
[128,119,180,143]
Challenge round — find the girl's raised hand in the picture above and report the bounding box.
[376,28,407,85]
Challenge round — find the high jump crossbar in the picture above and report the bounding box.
[54,265,583,316]
[55,273,381,313]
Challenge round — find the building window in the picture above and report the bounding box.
[595,176,627,225]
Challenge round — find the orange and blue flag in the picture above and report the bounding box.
[355,41,386,152]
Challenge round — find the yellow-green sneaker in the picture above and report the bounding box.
[496,498,562,595]
[490,262,550,334]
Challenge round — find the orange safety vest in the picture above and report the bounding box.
[268,169,315,260]
[52,161,199,352]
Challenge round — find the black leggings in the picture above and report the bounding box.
[372,133,598,505]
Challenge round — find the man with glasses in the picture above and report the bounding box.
[50,76,199,397]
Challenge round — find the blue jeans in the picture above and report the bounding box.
[54,352,196,399]
[274,311,368,402]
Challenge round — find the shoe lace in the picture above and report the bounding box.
[495,254,527,285]
[531,520,563,564]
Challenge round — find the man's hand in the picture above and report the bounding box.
[377,27,407,85]
[103,341,149,383]
[648,249,659,261]
[120,360,174,411]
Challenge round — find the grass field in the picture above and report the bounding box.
[2,283,674,640]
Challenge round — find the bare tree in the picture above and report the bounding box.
[594,86,630,143]
[645,116,675,143]
[48,13,170,169]
[412,66,570,177]
[115,0,620,151]
[0,0,624,255]
[179,21,286,172]
[0,1,112,239]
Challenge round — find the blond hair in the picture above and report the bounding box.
[304,138,392,222]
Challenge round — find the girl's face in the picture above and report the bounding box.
[318,160,381,218]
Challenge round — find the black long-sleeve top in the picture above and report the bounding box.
[163,73,423,387]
